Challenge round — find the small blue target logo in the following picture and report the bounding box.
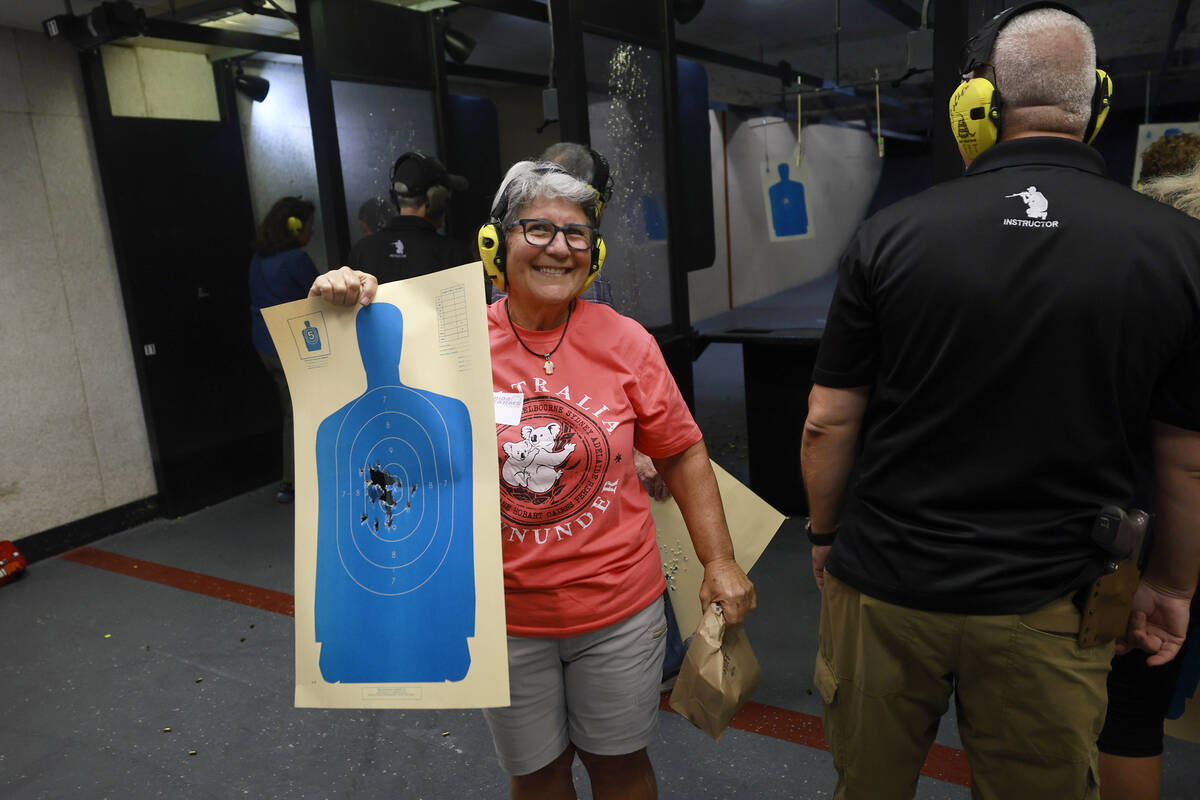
[288,312,330,361]
[302,320,321,351]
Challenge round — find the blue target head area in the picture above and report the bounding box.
[356,303,405,386]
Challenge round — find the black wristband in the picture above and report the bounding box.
[805,518,838,546]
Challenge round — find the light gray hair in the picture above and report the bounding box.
[990,8,1096,137]
[490,160,598,230]
[1144,160,1200,221]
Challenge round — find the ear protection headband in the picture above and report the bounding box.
[478,164,607,294]
[286,215,304,238]
[587,148,613,222]
[949,1,1112,161]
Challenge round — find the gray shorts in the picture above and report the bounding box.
[481,597,668,776]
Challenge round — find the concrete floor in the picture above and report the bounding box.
[4,343,1199,799]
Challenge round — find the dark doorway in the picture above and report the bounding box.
[81,56,279,517]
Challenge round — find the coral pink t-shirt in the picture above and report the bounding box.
[489,299,702,636]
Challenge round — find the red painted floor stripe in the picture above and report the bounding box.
[61,546,294,617]
[64,546,969,786]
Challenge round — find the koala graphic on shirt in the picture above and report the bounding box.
[501,423,576,493]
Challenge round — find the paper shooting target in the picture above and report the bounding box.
[313,303,474,684]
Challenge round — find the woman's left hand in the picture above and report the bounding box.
[700,556,756,626]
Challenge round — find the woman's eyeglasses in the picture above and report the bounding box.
[511,218,595,251]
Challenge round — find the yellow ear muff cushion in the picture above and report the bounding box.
[949,77,1000,161]
[577,236,607,295]
[478,222,506,291]
[287,215,304,238]
[1086,68,1113,145]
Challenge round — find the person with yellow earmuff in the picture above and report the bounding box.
[249,196,318,504]
[310,159,755,800]
[800,3,1200,799]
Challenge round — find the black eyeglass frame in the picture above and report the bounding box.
[509,218,597,251]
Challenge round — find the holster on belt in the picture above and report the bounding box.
[1077,507,1150,648]
[1077,559,1141,647]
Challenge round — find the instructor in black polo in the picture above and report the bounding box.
[800,4,1200,799]
[346,151,479,289]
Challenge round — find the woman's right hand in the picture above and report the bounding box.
[309,266,378,307]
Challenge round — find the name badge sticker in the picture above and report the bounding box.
[494,392,524,425]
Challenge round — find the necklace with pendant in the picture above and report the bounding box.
[506,299,574,375]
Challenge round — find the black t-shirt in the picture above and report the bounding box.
[814,137,1200,614]
[346,215,478,286]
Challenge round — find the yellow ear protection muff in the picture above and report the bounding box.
[478,164,607,294]
[1084,67,1112,145]
[949,77,1003,162]
[478,218,507,291]
[583,238,607,294]
[950,1,1112,161]
[287,215,304,238]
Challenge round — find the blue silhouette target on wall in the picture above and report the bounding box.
[768,162,809,237]
[314,302,474,683]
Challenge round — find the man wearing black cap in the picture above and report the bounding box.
[346,152,480,289]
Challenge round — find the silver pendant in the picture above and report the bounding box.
[544,357,554,375]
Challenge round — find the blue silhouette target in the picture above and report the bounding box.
[768,162,809,237]
[314,302,474,683]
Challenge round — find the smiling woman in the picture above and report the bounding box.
[472,162,755,800]
[310,159,756,800]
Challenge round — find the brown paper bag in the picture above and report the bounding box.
[668,603,761,741]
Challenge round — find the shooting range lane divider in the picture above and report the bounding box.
[61,544,971,787]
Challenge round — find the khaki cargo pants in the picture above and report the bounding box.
[815,573,1113,800]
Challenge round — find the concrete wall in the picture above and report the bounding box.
[0,27,155,540]
[688,117,882,320]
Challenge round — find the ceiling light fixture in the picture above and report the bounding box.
[235,66,271,102]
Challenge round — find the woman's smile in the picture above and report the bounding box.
[530,264,573,277]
